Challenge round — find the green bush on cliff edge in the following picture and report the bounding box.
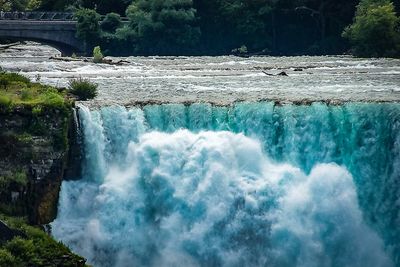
[68,78,98,100]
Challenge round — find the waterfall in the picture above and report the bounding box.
[52,102,400,267]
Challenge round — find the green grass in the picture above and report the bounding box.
[0,72,72,111]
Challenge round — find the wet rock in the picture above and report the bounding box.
[277,71,288,76]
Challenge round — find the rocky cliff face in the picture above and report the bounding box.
[0,106,77,225]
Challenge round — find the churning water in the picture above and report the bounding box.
[51,103,400,267]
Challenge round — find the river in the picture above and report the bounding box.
[1,42,400,105]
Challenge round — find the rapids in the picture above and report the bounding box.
[0,42,400,105]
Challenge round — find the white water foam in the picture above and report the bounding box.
[52,129,393,267]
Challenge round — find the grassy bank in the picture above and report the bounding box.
[0,72,73,112]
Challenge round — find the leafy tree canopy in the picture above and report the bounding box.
[101,12,122,33]
[343,0,400,57]
[124,0,200,55]
[74,8,101,47]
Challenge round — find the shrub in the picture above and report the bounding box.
[5,237,39,265]
[68,78,98,100]
[0,249,17,266]
[93,46,104,63]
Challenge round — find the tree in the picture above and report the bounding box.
[216,0,271,52]
[292,0,358,54]
[78,0,132,15]
[101,12,122,33]
[27,0,41,10]
[0,0,11,11]
[74,8,101,50]
[1,0,28,11]
[343,0,400,57]
[38,0,75,10]
[194,0,273,54]
[124,0,201,55]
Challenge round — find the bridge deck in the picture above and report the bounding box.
[0,12,128,55]
[0,18,83,55]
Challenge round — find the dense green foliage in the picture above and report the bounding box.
[74,8,101,48]
[343,0,400,57]
[68,78,98,100]
[0,214,86,266]
[2,0,400,57]
[121,0,200,54]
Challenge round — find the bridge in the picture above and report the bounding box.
[0,12,84,56]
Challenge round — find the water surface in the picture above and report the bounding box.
[1,43,399,105]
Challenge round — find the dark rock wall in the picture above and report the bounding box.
[0,107,77,224]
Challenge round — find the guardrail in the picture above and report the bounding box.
[0,11,129,21]
[0,11,75,20]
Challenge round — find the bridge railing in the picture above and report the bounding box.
[0,12,75,21]
[0,11,129,22]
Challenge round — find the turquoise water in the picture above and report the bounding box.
[52,102,400,267]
